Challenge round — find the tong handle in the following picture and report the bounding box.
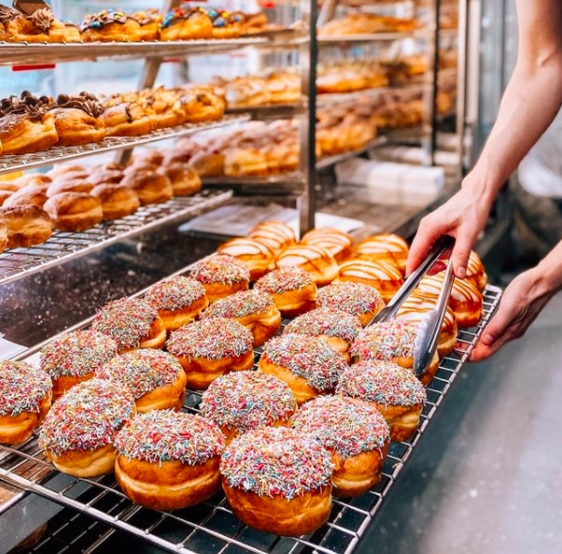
[371,234,454,324]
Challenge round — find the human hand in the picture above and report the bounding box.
[470,268,554,361]
[406,183,494,279]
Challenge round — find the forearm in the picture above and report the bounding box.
[535,240,562,294]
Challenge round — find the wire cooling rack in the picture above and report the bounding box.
[0,284,502,554]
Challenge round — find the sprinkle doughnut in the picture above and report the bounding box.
[200,289,281,347]
[92,297,167,353]
[317,281,385,326]
[0,360,52,445]
[95,349,187,413]
[337,361,427,442]
[200,370,297,443]
[254,266,317,318]
[114,410,225,510]
[284,308,362,362]
[144,275,209,331]
[292,395,390,496]
[190,254,250,303]
[38,378,135,477]
[350,319,440,385]
[40,330,118,400]
[259,333,348,404]
[220,426,333,536]
[166,318,254,390]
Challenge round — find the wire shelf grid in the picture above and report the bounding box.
[0,285,502,553]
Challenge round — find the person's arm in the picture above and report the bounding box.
[470,239,562,360]
[407,0,562,278]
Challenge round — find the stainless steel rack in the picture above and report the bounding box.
[0,285,502,554]
[0,115,249,177]
[0,189,232,288]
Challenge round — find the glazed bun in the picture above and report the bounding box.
[43,192,104,232]
[217,237,276,281]
[300,227,354,263]
[159,163,201,196]
[276,244,339,287]
[120,171,173,205]
[355,233,410,274]
[0,205,52,248]
[91,184,140,220]
[248,220,296,256]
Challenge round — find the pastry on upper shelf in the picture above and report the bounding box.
[91,183,140,220]
[176,86,226,123]
[0,91,58,155]
[80,9,142,42]
[49,92,105,146]
[318,13,420,37]
[159,5,213,41]
[2,184,48,209]
[101,100,155,137]
[0,5,19,42]
[131,9,162,41]
[233,11,268,35]
[3,7,78,43]
[158,163,201,196]
[140,87,185,129]
[197,7,242,39]
[0,205,53,248]
[120,170,173,205]
[43,192,104,232]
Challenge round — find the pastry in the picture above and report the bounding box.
[138,87,185,129]
[0,205,52,248]
[337,360,427,442]
[355,234,410,275]
[43,192,104,232]
[80,9,142,42]
[223,147,269,177]
[159,6,213,41]
[40,329,119,400]
[0,191,13,207]
[177,87,226,123]
[200,370,297,443]
[91,184,140,220]
[190,254,250,303]
[46,164,87,179]
[119,171,173,205]
[166,318,254,390]
[220,426,333,536]
[158,163,201,196]
[199,7,242,39]
[101,101,155,137]
[317,281,385,326]
[276,244,339,287]
[284,307,362,363]
[247,220,296,256]
[92,297,167,353]
[217,237,276,281]
[144,275,209,331]
[131,10,162,41]
[0,360,52,445]
[254,266,317,317]
[13,173,52,188]
[5,7,72,43]
[47,179,95,196]
[49,92,105,146]
[200,289,281,347]
[2,185,47,209]
[114,410,225,510]
[293,395,390,496]
[38,379,135,478]
[465,250,488,292]
[96,349,187,413]
[300,227,354,263]
[0,5,20,42]
[259,333,348,404]
[187,148,225,176]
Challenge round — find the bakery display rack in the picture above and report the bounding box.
[0,284,502,554]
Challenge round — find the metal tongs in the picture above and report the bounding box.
[370,235,456,379]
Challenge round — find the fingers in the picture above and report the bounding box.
[406,216,447,276]
[450,232,476,279]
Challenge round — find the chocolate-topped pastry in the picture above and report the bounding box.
[197,7,242,39]
[80,9,142,42]
[131,10,162,41]
[49,91,105,146]
[1,6,75,43]
[0,5,20,41]
[159,6,213,40]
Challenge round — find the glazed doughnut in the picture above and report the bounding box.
[120,171,173,206]
[259,333,348,404]
[46,179,95,197]
[2,185,47,209]
[465,251,488,292]
[158,163,201,197]
[92,297,167,353]
[350,320,440,386]
[337,361,427,442]
[46,165,86,179]
[293,395,390,496]
[221,426,333,536]
[396,291,458,357]
[248,220,296,256]
[43,192,103,232]
[254,266,317,317]
[144,275,209,331]
[87,169,124,186]
[114,410,224,510]
[166,318,254,390]
[91,184,140,220]
[300,227,354,263]
[0,205,52,248]
[96,349,187,413]
[101,101,155,138]
[336,259,404,304]
[416,272,483,328]
[284,308,362,363]
[317,281,385,326]
[200,370,297,443]
[159,6,213,40]
[40,330,118,400]
[38,379,135,477]
[276,244,339,287]
[217,237,276,281]
[190,254,250,303]
[13,174,52,188]
[355,234,410,274]
[200,290,281,347]
[0,360,52,445]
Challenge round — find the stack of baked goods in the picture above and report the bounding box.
[318,13,421,37]
[316,60,389,94]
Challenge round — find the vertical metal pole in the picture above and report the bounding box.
[298,0,318,237]
[455,0,469,178]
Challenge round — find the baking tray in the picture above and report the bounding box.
[0,284,502,553]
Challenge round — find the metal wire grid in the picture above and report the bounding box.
[0,189,233,288]
[0,115,249,176]
[0,285,502,554]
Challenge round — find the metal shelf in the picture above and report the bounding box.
[0,189,233,288]
[317,137,388,169]
[202,172,306,193]
[226,102,306,120]
[0,115,249,177]
[0,285,502,554]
